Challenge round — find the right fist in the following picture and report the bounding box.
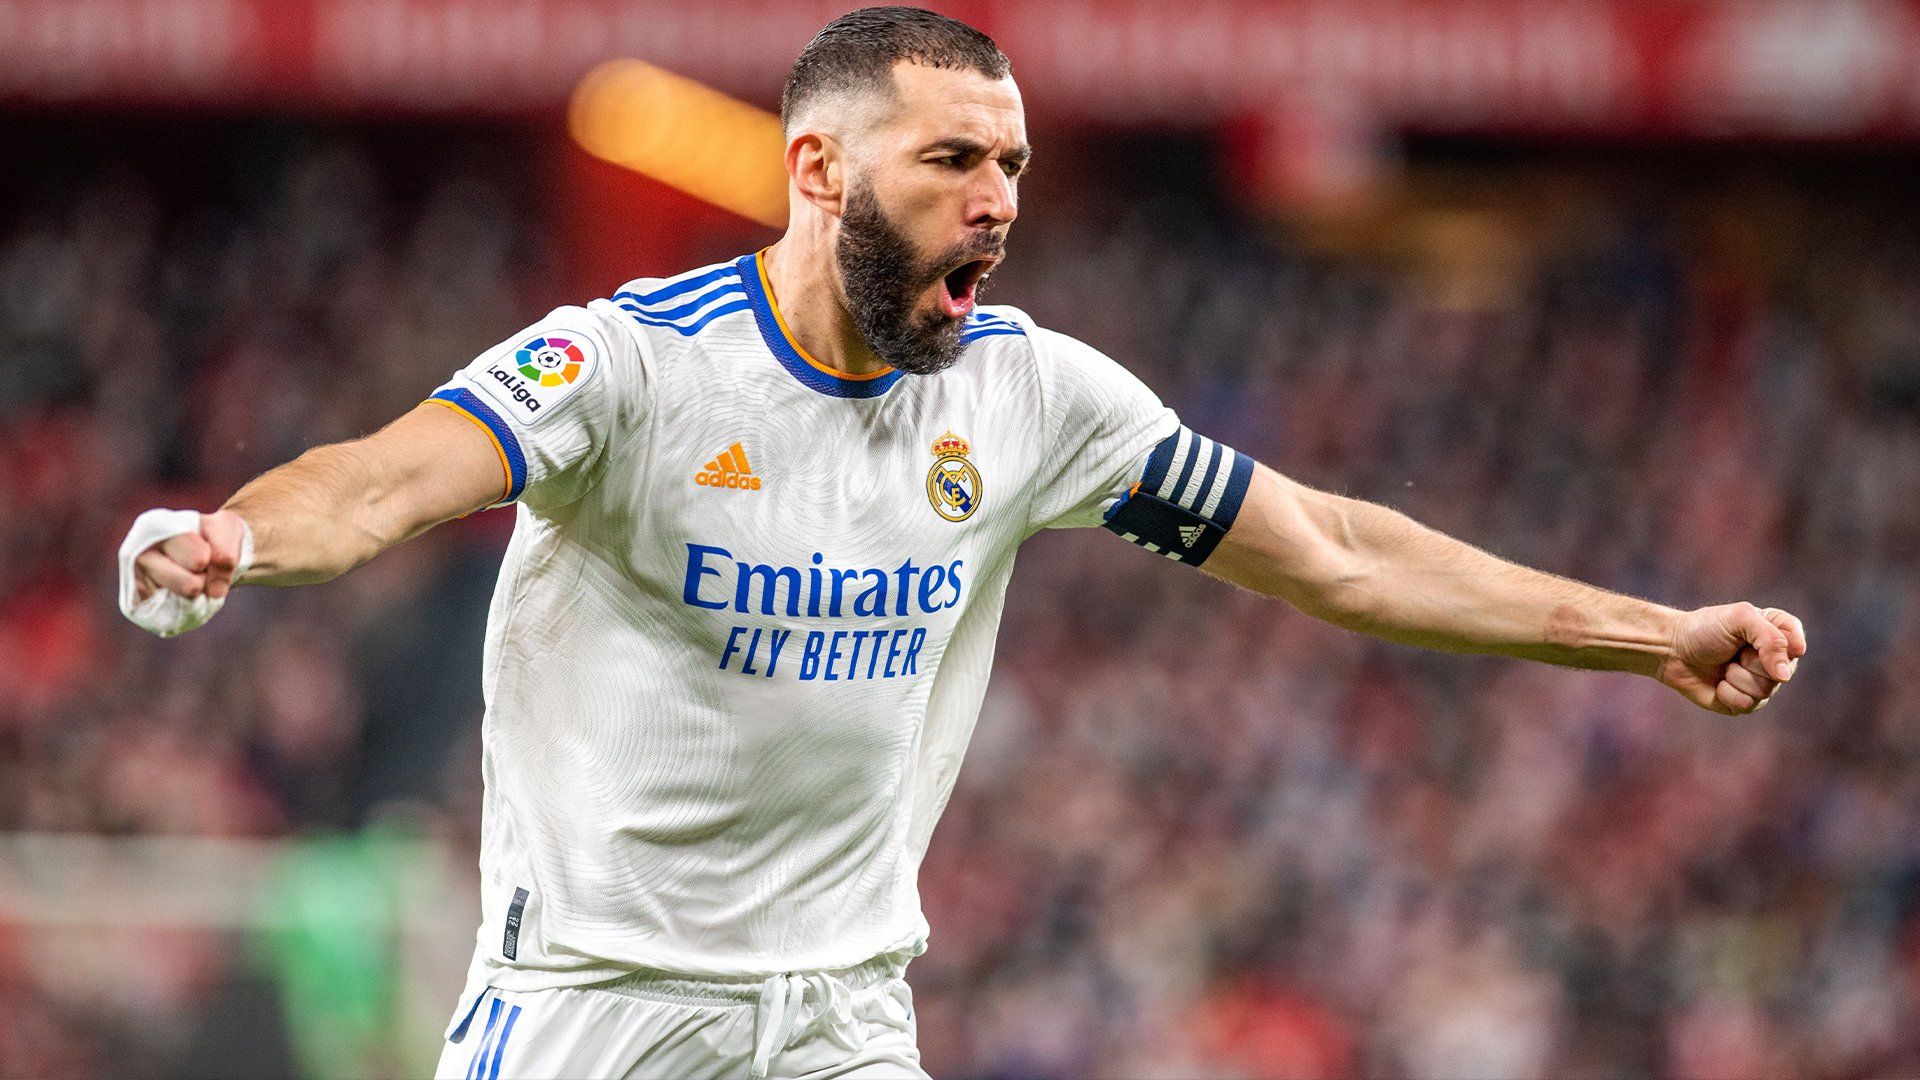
[132,509,251,601]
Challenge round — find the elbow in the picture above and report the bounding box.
[1213,467,1387,628]
[1287,547,1379,628]
[1277,495,1385,628]
[304,442,404,580]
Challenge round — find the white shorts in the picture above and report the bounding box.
[433,948,928,1080]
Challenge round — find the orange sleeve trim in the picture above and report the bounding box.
[424,396,514,507]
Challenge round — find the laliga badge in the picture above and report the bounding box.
[476,332,597,424]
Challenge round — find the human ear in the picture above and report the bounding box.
[787,132,846,216]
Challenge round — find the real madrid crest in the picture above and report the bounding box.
[926,432,982,522]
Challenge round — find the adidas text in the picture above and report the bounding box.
[696,471,762,490]
[695,442,762,491]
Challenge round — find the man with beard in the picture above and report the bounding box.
[119,7,1806,1078]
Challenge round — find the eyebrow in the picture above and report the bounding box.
[922,137,1033,168]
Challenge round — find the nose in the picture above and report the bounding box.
[968,166,1017,229]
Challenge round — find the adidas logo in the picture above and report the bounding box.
[694,442,762,491]
[1177,524,1204,548]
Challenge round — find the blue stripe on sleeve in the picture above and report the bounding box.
[431,388,528,503]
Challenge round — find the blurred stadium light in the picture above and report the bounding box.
[567,60,787,229]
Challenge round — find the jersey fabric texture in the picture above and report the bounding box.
[427,250,1252,1013]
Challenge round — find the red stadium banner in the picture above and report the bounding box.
[7,0,1920,139]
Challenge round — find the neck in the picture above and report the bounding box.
[761,234,892,377]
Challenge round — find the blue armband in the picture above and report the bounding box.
[1101,426,1253,566]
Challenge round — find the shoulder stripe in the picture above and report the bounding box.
[618,297,751,337]
[961,310,1026,343]
[616,264,739,306]
[615,279,744,322]
[964,315,1021,331]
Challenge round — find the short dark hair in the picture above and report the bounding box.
[781,6,1011,135]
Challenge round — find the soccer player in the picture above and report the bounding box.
[118,7,1808,1078]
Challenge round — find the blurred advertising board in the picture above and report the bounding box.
[7,0,1920,140]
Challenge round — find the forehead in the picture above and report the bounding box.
[880,61,1025,145]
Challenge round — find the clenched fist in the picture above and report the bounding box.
[1657,602,1808,715]
[118,508,254,637]
[131,509,251,602]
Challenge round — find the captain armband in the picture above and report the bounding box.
[1101,426,1254,566]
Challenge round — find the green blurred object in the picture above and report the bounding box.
[250,825,429,1080]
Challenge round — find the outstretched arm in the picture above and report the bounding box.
[1202,463,1808,715]
[131,401,508,602]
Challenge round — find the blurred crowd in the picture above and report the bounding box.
[0,128,550,1078]
[2,126,1918,1079]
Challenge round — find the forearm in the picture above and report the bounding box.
[1312,494,1676,672]
[222,439,420,585]
[1212,471,1679,675]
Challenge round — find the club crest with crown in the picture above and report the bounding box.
[926,431,982,522]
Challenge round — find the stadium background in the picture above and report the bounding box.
[4,1,1918,1076]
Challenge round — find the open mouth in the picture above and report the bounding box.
[936,258,996,318]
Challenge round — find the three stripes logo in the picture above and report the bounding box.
[694,442,762,491]
[465,995,522,1080]
[1178,524,1205,548]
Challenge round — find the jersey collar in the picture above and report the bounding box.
[736,251,904,400]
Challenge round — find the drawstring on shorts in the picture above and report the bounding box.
[565,943,916,1079]
[749,970,860,1079]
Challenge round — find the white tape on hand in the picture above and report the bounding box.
[117,509,254,638]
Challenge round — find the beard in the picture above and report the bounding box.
[836,180,1000,377]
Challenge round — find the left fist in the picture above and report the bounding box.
[1657,602,1808,715]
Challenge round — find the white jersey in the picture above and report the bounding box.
[427,251,1253,992]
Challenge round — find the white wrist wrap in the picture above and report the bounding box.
[117,509,254,638]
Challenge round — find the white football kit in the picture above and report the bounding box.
[427,251,1253,1079]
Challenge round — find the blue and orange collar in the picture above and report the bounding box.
[736,251,905,400]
